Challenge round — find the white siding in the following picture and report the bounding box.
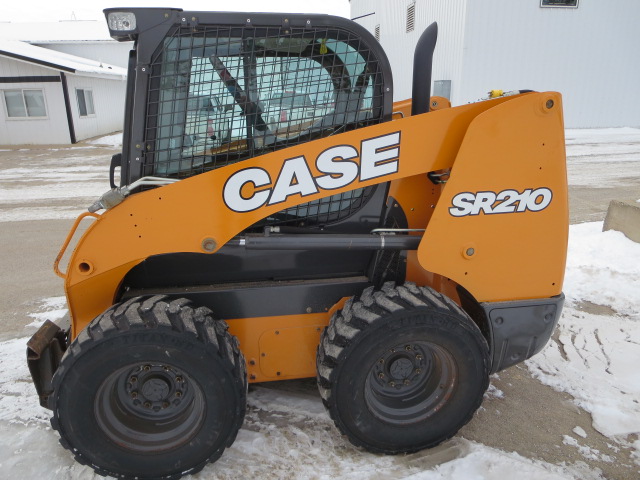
[0,57,70,144]
[352,0,468,104]
[65,74,126,141]
[460,0,640,128]
[35,41,132,69]
[351,0,640,128]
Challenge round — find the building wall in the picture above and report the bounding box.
[65,74,126,142]
[0,57,70,144]
[351,0,468,105]
[460,0,640,128]
[351,0,640,128]
[35,42,132,69]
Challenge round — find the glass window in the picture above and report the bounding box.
[76,89,96,116]
[3,89,47,118]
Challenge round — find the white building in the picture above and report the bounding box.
[0,21,130,145]
[350,0,640,128]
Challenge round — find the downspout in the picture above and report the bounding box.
[59,72,77,144]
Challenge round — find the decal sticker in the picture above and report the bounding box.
[449,188,553,217]
[223,132,400,213]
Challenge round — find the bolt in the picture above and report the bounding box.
[250,374,256,380]
[143,365,150,372]
[275,331,280,335]
[379,358,384,364]
[466,247,475,256]
[277,371,281,376]
[131,391,138,399]
[202,238,216,252]
[415,369,421,374]
[162,402,169,409]
[306,307,312,313]
[249,360,256,366]
[415,354,422,360]
[378,372,385,379]
[495,317,504,325]
[390,348,396,353]
[405,345,412,351]
[144,401,151,408]
[175,391,182,398]
[404,379,410,385]
[130,376,137,383]
[163,366,169,371]
[175,376,183,382]
[389,381,396,387]
[546,99,554,109]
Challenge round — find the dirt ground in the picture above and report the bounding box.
[0,138,638,479]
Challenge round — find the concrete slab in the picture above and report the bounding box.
[603,200,640,243]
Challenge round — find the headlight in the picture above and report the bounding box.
[107,12,137,31]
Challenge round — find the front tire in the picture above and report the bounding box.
[50,296,247,479]
[317,282,489,453]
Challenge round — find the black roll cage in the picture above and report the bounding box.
[105,8,394,187]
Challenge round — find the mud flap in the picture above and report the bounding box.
[26,320,68,409]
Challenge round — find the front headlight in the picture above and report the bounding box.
[107,12,137,31]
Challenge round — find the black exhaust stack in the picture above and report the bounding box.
[411,22,438,116]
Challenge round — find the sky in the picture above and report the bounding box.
[2,0,351,23]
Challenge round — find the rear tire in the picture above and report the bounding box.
[317,282,489,453]
[50,296,247,479]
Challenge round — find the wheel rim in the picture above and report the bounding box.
[94,363,206,453]
[364,342,457,425]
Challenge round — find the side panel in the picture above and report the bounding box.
[419,92,568,302]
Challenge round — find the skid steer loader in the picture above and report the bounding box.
[26,7,568,479]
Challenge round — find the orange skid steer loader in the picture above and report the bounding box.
[26,8,568,479]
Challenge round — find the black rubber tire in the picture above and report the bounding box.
[50,296,247,479]
[317,282,489,453]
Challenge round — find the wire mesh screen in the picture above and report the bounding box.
[143,24,386,228]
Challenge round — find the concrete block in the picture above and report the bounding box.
[603,200,640,244]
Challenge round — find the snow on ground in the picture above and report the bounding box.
[527,222,640,462]
[0,149,109,222]
[86,132,123,147]
[565,127,640,188]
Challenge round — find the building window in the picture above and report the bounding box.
[406,2,415,33]
[375,24,380,41]
[541,0,579,7]
[3,89,47,118]
[76,89,95,116]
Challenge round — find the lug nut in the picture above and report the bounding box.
[130,376,137,383]
[405,345,412,351]
[131,392,138,399]
[175,391,182,398]
[415,354,423,360]
[162,402,169,409]
[389,381,396,387]
[144,401,151,408]
[404,379,411,385]
[378,372,385,379]
[143,365,151,372]
[415,369,421,374]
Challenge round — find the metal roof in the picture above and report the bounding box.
[0,39,126,78]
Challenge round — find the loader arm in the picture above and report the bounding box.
[61,91,567,337]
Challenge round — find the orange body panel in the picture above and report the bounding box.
[60,93,568,381]
[419,93,568,301]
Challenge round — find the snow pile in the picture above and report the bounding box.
[87,132,122,147]
[527,222,640,458]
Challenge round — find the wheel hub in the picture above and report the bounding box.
[365,341,457,424]
[95,362,205,452]
[122,364,191,415]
